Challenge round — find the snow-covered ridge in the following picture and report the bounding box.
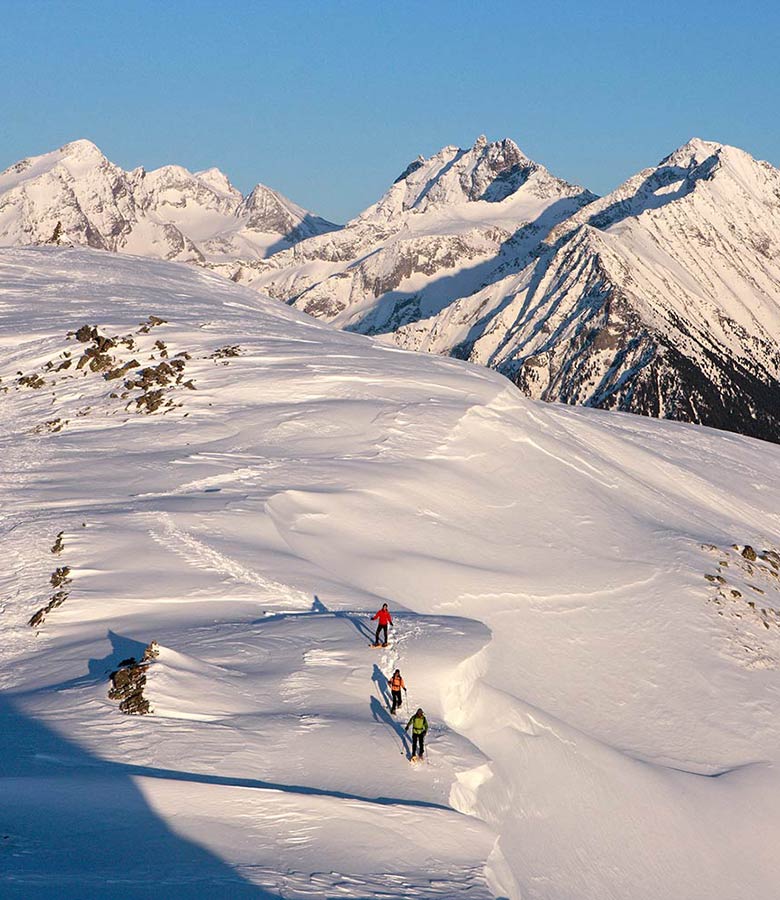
[3,248,780,898]
[0,139,338,263]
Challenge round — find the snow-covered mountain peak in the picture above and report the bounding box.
[231,136,594,336]
[0,139,114,193]
[58,138,105,159]
[395,136,780,442]
[194,166,240,198]
[661,136,723,168]
[0,141,338,262]
[361,136,564,223]
[239,183,339,240]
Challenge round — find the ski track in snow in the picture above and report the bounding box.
[145,510,311,609]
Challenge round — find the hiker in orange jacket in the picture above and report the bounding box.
[389,668,407,714]
[371,603,393,647]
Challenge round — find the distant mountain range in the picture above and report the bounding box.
[2,135,779,441]
[0,139,338,263]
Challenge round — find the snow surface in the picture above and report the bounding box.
[2,248,780,899]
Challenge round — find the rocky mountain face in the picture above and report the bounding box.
[226,136,596,334]
[0,140,337,263]
[390,139,780,442]
[232,134,780,442]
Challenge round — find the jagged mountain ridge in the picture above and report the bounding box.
[390,139,780,442]
[0,139,338,263]
[226,136,596,333]
[227,133,780,441]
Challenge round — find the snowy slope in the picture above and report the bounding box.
[3,248,780,899]
[390,139,780,442]
[0,140,338,263]
[228,136,595,332]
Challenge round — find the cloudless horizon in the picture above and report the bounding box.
[2,0,779,223]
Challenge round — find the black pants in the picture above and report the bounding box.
[375,623,388,645]
[412,732,425,757]
[391,689,402,712]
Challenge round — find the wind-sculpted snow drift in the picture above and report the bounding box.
[2,248,780,899]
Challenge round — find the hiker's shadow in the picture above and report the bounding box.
[371,663,390,706]
[335,609,373,641]
[370,695,410,756]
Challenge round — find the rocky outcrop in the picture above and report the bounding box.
[108,641,160,715]
[700,542,780,664]
[15,318,198,429]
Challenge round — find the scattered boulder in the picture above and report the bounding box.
[18,373,45,389]
[761,550,780,569]
[73,324,98,342]
[51,532,64,555]
[742,545,757,561]
[210,345,241,360]
[138,315,167,334]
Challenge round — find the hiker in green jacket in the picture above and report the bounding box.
[405,708,428,760]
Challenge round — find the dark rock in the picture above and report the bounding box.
[28,590,68,628]
[50,566,71,587]
[742,545,757,561]
[95,335,116,353]
[18,373,45,388]
[51,532,64,555]
[760,550,780,569]
[210,345,241,359]
[74,325,98,342]
[138,315,167,334]
[108,641,159,715]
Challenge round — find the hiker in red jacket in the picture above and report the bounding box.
[371,603,393,647]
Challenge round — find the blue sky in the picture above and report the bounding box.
[2,0,778,222]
